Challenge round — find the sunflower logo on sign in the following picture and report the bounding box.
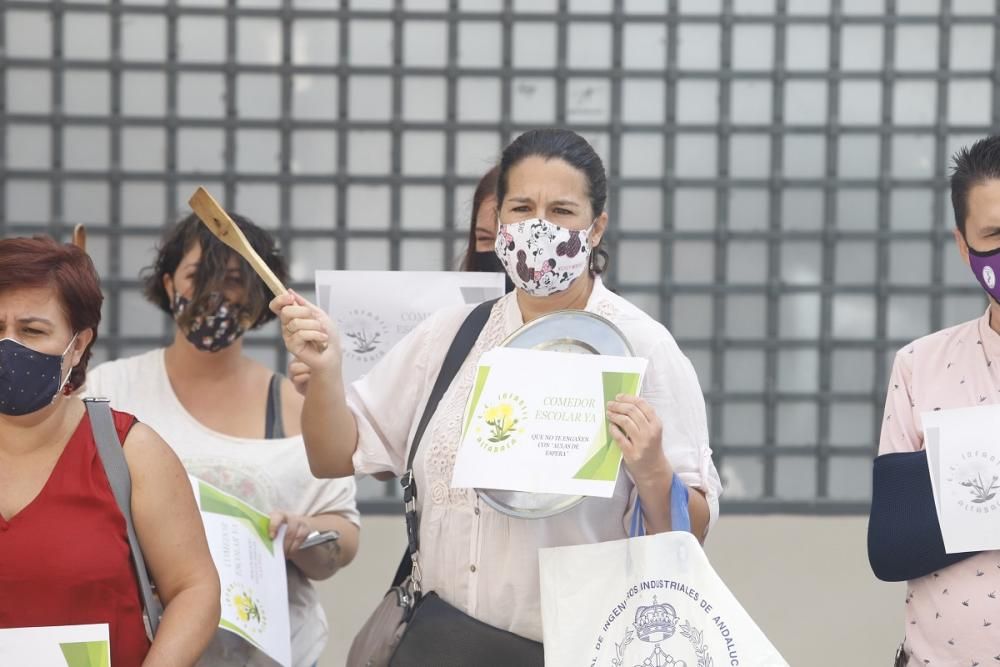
[226,583,268,636]
[475,392,528,454]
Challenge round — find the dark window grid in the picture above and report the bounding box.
[815,0,841,500]
[603,0,623,282]
[761,0,788,503]
[109,0,125,358]
[5,60,999,81]
[0,260,974,296]
[0,7,4,231]
[706,0,733,507]
[0,171,982,188]
[4,115,1000,135]
[278,0,295,357]
[2,2,998,514]
[4,0,998,25]
[871,1,895,480]
[165,0,180,227]
[659,0,679,343]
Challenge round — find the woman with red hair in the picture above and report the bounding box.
[0,236,221,667]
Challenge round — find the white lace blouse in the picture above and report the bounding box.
[348,279,722,641]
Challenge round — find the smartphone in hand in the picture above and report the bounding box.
[299,530,340,550]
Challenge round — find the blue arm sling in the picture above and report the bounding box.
[867,450,979,582]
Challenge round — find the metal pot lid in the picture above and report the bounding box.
[475,310,633,520]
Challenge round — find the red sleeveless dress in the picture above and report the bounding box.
[0,409,151,667]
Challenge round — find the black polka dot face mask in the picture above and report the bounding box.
[0,335,76,417]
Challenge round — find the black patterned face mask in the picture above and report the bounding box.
[171,292,250,353]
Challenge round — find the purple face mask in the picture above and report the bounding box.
[967,243,1000,302]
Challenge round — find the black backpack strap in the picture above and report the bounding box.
[405,299,499,473]
[84,398,163,639]
[392,298,498,588]
[265,373,285,439]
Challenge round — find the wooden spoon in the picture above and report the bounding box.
[187,186,327,352]
[71,224,87,251]
[188,186,288,297]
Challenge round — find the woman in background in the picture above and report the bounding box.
[461,165,509,283]
[85,214,360,667]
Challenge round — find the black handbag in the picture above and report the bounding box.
[347,298,543,667]
[391,592,543,667]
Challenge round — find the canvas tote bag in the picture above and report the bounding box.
[539,529,788,667]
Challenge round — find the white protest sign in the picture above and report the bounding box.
[450,347,648,498]
[315,270,506,383]
[540,532,788,667]
[924,425,943,515]
[0,624,110,667]
[190,476,291,667]
[922,405,1000,553]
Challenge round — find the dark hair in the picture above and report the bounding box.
[0,236,103,391]
[497,128,610,275]
[460,165,500,271]
[142,212,288,331]
[950,135,1000,236]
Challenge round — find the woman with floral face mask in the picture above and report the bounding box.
[83,215,360,667]
[0,236,220,667]
[272,128,722,654]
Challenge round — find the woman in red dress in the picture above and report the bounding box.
[0,237,221,667]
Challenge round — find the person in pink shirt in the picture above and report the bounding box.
[869,135,1000,666]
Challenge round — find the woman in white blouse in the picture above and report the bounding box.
[272,128,722,643]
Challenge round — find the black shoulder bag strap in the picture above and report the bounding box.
[391,298,498,589]
[84,397,164,640]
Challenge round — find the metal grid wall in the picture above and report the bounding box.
[2,0,997,513]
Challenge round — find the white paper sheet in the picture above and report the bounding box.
[0,624,110,667]
[315,270,506,384]
[190,476,291,667]
[921,405,1000,553]
[451,347,648,498]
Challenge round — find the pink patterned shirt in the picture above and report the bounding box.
[879,307,1000,665]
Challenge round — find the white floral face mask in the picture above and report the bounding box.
[495,218,594,296]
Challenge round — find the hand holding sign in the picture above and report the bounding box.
[607,395,672,485]
[268,510,313,556]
